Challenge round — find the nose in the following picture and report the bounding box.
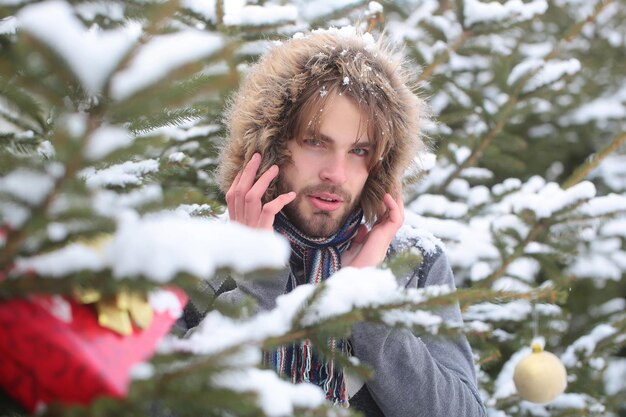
[319,154,347,185]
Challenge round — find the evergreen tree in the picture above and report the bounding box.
[0,1,624,417]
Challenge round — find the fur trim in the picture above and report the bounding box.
[217,27,428,224]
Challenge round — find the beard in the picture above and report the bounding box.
[275,175,360,238]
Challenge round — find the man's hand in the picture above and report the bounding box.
[225,153,296,230]
[342,190,404,268]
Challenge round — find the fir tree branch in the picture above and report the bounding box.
[0,104,40,134]
[417,30,472,84]
[216,0,224,26]
[0,118,98,271]
[477,221,547,288]
[562,131,626,189]
[264,287,561,348]
[545,0,616,61]
[308,1,368,30]
[436,90,520,192]
[434,1,614,193]
[0,77,46,131]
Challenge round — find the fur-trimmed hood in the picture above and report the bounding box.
[217,27,427,223]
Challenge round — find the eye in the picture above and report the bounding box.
[303,138,323,147]
[350,147,370,157]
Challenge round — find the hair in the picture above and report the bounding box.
[216,27,428,224]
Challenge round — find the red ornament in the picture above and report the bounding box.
[0,288,187,412]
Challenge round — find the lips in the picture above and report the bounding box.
[308,193,343,211]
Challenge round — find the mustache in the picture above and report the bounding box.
[298,184,352,203]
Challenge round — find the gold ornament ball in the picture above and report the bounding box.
[513,343,567,404]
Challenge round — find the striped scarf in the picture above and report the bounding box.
[270,209,363,406]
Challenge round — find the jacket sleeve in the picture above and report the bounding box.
[350,249,486,417]
[216,268,290,311]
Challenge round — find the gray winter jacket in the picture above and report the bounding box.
[184,229,486,417]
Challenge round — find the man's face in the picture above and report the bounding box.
[276,93,371,238]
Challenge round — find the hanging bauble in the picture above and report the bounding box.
[513,342,567,403]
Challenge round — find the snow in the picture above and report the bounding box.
[409,194,468,218]
[298,0,363,21]
[0,201,29,228]
[182,0,216,23]
[149,289,184,318]
[165,267,452,358]
[470,262,492,282]
[589,154,626,192]
[46,223,66,242]
[108,212,291,282]
[85,125,133,160]
[604,358,626,395]
[414,152,437,171]
[81,160,159,189]
[14,212,291,283]
[506,257,540,282]
[168,152,186,162]
[579,193,626,217]
[17,1,141,93]
[0,168,54,205]
[13,242,105,277]
[519,41,553,59]
[144,124,221,141]
[464,300,560,322]
[64,113,88,137]
[493,345,532,399]
[464,0,547,27]
[508,58,543,86]
[561,87,626,125]
[590,298,626,317]
[523,59,581,93]
[368,1,383,14]
[504,179,595,219]
[382,309,442,330]
[300,267,451,327]
[561,324,618,367]
[214,368,325,417]
[165,285,311,355]
[37,141,55,158]
[492,277,533,293]
[467,185,490,207]
[92,184,163,217]
[564,252,622,282]
[0,16,17,34]
[192,0,298,28]
[74,1,125,22]
[461,167,493,180]
[130,363,155,380]
[491,214,529,237]
[310,26,377,50]
[493,178,522,196]
[447,178,470,198]
[543,393,604,411]
[394,224,444,256]
[223,4,297,27]
[110,30,225,100]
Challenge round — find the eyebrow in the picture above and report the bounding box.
[315,132,372,147]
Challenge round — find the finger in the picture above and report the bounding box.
[383,193,402,224]
[394,185,405,219]
[225,171,243,221]
[245,165,279,225]
[353,224,369,244]
[234,153,261,221]
[257,192,296,229]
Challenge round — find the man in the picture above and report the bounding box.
[201,28,485,416]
